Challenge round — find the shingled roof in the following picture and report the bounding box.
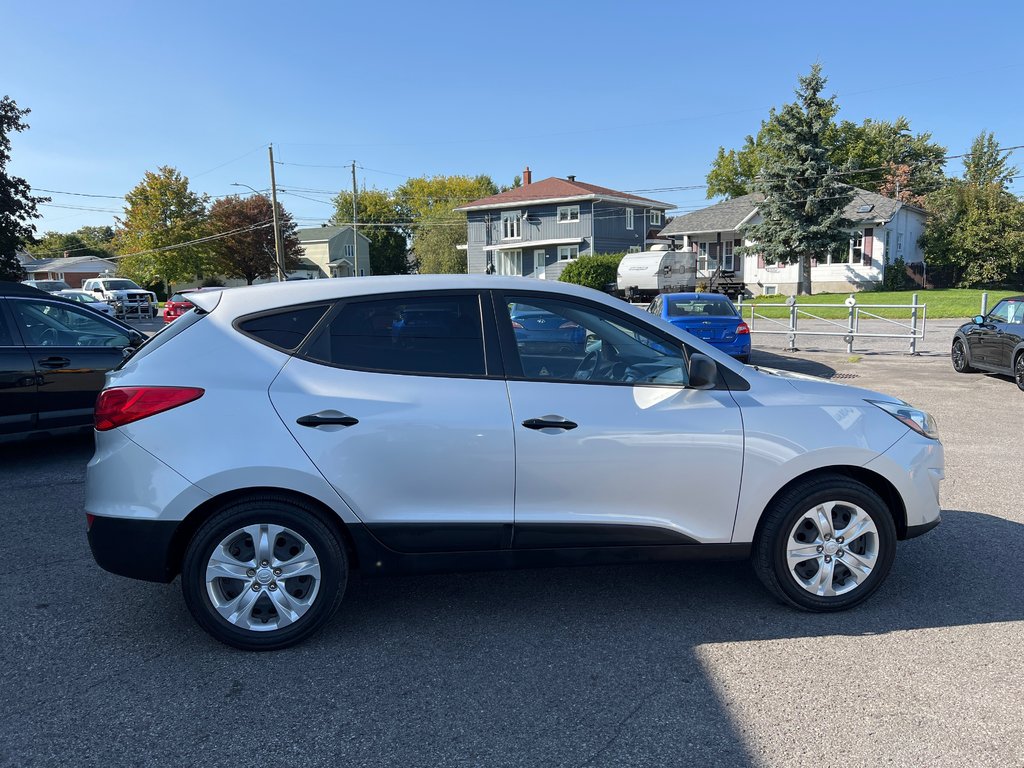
[659,187,912,237]
[455,177,672,211]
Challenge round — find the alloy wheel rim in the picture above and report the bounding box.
[952,342,966,371]
[205,524,322,632]
[786,501,879,597]
[1016,356,1024,389]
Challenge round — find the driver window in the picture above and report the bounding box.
[987,301,1010,324]
[11,299,130,348]
[504,296,688,386]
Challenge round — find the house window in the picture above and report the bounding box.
[723,241,734,271]
[557,205,580,223]
[763,285,779,296]
[649,210,663,226]
[829,240,849,265]
[557,246,579,261]
[897,232,904,253]
[628,246,642,253]
[344,244,355,259]
[502,212,522,240]
[697,242,708,271]
[850,231,863,263]
[625,208,634,230]
[497,250,522,275]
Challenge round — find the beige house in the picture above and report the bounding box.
[294,226,371,279]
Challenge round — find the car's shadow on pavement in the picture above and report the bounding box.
[748,349,836,378]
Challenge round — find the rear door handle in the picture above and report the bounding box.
[38,357,70,370]
[522,416,578,431]
[296,411,359,428]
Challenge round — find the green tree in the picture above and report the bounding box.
[208,195,302,284]
[740,64,854,295]
[1,96,48,281]
[558,253,623,290]
[396,175,498,273]
[113,166,210,285]
[707,112,945,201]
[27,226,116,260]
[963,131,1018,187]
[331,188,410,275]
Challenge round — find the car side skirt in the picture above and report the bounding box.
[348,524,750,576]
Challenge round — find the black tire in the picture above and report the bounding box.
[182,495,348,651]
[1014,352,1024,392]
[951,338,977,373]
[752,475,897,612]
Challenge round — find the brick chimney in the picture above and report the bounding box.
[523,166,532,185]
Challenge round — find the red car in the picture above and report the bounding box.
[163,288,225,323]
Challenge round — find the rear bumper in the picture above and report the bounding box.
[88,515,179,582]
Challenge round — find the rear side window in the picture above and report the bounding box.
[303,294,485,377]
[238,304,330,351]
[169,293,193,303]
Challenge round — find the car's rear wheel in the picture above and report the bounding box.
[951,339,976,373]
[752,475,897,611]
[182,496,347,651]
[1015,352,1024,392]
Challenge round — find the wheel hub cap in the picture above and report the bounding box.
[786,501,880,597]
[822,540,839,556]
[255,567,274,584]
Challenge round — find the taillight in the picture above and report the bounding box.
[736,322,750,335]
[511,321,525,329]
[94,387,204,431]
[86,513,95,530]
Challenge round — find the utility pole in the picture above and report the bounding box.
[351,161,359,277]
[268,145,285,281]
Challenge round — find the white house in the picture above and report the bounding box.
[18,252,119,288]
[658,187,927,296]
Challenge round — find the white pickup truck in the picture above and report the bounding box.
[81,277,158,319]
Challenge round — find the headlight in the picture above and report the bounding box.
[868,400,939,440]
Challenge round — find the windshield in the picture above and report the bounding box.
[33,281,69,291]
[103,279,143,291]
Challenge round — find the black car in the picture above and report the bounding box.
[951,295,1024,390]
[0,281,145,440]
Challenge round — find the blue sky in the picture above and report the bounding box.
[6,0,1024,235]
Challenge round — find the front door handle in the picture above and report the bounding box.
[38,357,70,369]
[522,416,578,431]
[296,411,359,428]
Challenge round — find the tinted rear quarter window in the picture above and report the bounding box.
[304,294,485,376]
[238,304,330,351]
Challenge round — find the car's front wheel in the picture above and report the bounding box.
[951,339,976,373]
[752,475,897,611]
[1015,352,1024,392]
[181,496,348,650]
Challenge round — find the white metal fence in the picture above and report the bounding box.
[737,294,927,354]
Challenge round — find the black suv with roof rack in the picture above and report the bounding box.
[0,282,145,440]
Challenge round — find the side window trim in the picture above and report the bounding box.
[8,296,131,348]
[0,299,21,347]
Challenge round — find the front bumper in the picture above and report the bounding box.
[865,430,944,536]
[88,515,179,582]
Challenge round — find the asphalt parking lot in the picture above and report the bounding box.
[2,326,1023,767]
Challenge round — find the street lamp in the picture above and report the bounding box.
[232,182,285,282]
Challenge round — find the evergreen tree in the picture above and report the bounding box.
[740,65,854,295]
[0,96,48,281]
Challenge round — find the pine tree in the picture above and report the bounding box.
[0,96,48,281]
[739,65,854,294]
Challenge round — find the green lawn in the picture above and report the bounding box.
[737,289,1020,320]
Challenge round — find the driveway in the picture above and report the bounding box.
[2,349,1022,767]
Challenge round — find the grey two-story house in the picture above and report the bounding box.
[455,170,673,280]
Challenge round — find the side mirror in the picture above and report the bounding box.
[93,288,104,294]
[972,315,985,325]
[687,353,718,390]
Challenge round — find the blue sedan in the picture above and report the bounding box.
[647,293,751,363]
